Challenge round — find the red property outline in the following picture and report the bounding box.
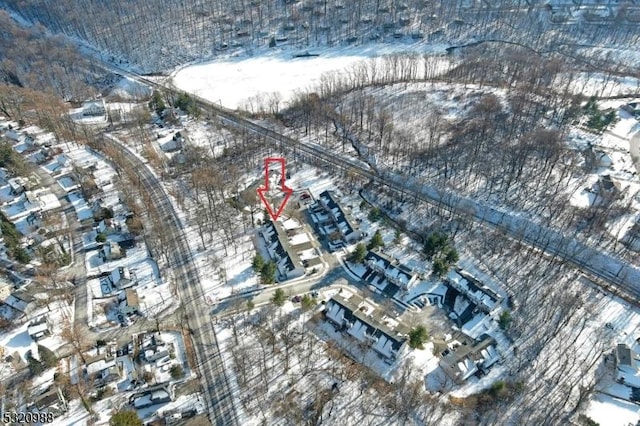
[257,157,293,221]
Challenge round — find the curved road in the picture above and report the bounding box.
[101,135,237,426]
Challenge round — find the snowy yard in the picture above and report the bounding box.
[0,298,73,380]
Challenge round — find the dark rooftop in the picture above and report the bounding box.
[329,294,408,346]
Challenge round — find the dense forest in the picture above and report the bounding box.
[0,11,107,99]
[2,0,640,72]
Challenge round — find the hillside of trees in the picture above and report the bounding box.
[0,11,108,99]
[1,1,639,72]
[279,44,640,263]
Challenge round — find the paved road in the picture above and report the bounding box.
[101,135,237,426]
[630,131,640,175]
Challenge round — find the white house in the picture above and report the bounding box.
[365,249,419,292]
[313,190,363,246]
[82,100,106,117]
[101,241,124,261]
[258,221,305,281]
[615,343,640,388]
[27,316,51,340]
[439,335,498,384]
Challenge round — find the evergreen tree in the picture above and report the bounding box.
[349,243,367,263]
[110,410,143,426]
[272,288,286,306]
[432,258,449,277]
[408,325,429,349]
[252,254,265,272]
[367,230,384,251]
[301,294,316,311]
[149,90,166,116]
[423,231,448,260]
[499,310,512,330]
[260,261,277,284]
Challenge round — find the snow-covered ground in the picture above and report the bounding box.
[108,76,152,100]
[214,300,459,425]
[585,393,640,426]
[567,103,640,242]
[0,298,73,380]
[565,72,640,98]
[172,45,452,110]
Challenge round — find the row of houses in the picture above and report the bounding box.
[439,334,500,384]
[257,217,321,282]
[363,249,420,297]
[445,270,503,316]
[309,190,362,250]
[324,293,409,363]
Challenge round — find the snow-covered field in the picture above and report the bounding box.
[172,45,452,110]
[586,393,640,426]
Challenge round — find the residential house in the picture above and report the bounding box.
[439,335,499,384]
[621,102,640,118]
[131,385,173,409]
[27,316,51,340]
[324,294,408,362]
[446,270,503,316]
[615,343,640,387]
[82,100,106,117]
[144,346,169,363]
[29,386,67,414]
[96,219,120,235]
[8,177,27,195]
[3,291,37,318]
[4,130,24,143]
[86,357,120,385]
[101,240,125,261]
[120,289,140,315]
[110,267,133,288]
[161,132,184,152]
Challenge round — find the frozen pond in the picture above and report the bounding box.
[172,45,451,110]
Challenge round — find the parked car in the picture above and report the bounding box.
[292,295,302,303]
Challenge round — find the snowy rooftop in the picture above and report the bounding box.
[86,358,116,376]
